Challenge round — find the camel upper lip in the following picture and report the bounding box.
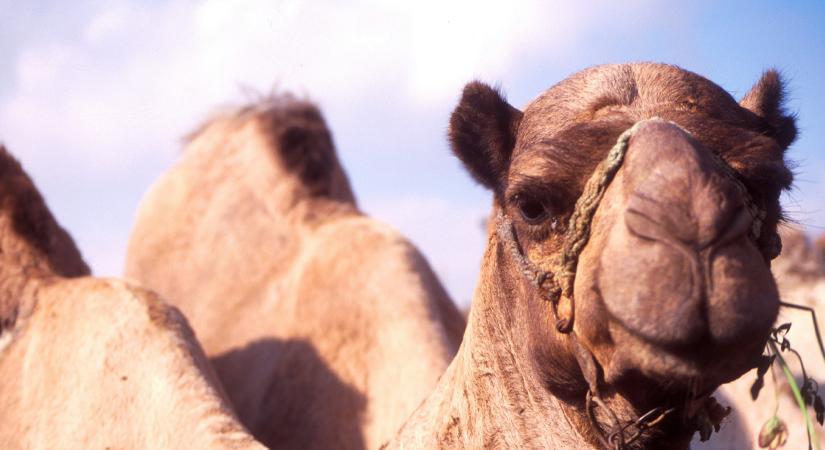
[625,204,750,251]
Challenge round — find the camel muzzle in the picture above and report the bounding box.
[601,121,780,349]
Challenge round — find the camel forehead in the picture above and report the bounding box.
[517,63,743,142]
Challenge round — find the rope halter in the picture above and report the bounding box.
[495,117,769,449]
[496,117,769,334]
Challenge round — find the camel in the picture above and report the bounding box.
[124,97,466,449]
[695,227,825,449]
[0,145,264,449]
[385,63,798,449]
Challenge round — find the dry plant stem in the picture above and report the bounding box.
[771,358,780,417]
[769,340,820,450]
[779,301,825,366]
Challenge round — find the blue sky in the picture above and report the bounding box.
[1,0,823,306]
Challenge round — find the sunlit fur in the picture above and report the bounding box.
[125,94,466,449]
[390,63,796,449]
[0,146,263,449]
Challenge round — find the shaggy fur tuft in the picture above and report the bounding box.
[256,100,338,196]
[187,95,342,197]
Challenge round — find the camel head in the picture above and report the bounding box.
[449,64,795,444]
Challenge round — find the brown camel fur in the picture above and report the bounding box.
[816,234,825,262]
[0,145,264,450]
[387,63,796,449]
[124,97,466,449]
[696,227,825,449]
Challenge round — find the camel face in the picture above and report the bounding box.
[450,63,795,405]
[575,120,778,388]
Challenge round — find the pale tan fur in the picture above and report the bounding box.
[0,278,265,450]
[385,234,593,449]
[0,146,263,449]
[695,227,825,450]
[388,63,792,449]
[124,96,465,449]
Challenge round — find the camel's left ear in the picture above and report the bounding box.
[449,81,523,192]
[740,70,797,149]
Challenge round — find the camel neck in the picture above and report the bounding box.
[385,295,593,449]
[386,237,697,449]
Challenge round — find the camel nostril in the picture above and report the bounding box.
[625,184,748,249]
[709,206,751,248]
[625,206,678,244]
[625,190,697,245]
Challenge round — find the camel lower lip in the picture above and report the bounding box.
[606,348,702,385]
[604,327,766,391]
[606,360,719,407]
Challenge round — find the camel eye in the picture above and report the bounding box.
[515,195,548,224]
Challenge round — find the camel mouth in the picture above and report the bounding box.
[594,208,781,384]
[603,318,771,392]
[576,226,781,406]
[603,364,725,428]
[598,215,781,346]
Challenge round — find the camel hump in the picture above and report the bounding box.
[0,276,265,449]
[188,94,351,200]
[0,145,89,337]
[0,145,89,278]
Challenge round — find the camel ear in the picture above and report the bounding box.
[449,81,522,190]
[740,70,797,149]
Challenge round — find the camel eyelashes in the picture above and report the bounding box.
[513,194,552,225]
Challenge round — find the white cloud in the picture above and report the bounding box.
[0,0,670,170]
[0,0,720,287]
[405,0,569,104]
[7,0,820,309]
[82,4,130,44]
[15,44,72,89]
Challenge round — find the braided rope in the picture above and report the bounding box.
[495,213,561,300]
[552,120,647,331]
[497,118,769,334]
[711,152,783,261]
[702,141,764,241]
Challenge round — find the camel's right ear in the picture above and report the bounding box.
[449,82,522,190]
[739,70,797,149]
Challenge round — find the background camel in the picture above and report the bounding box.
[124,97,466,449]
[0,145,264,450]
[387,63,796,449]
[695,227,825,449]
